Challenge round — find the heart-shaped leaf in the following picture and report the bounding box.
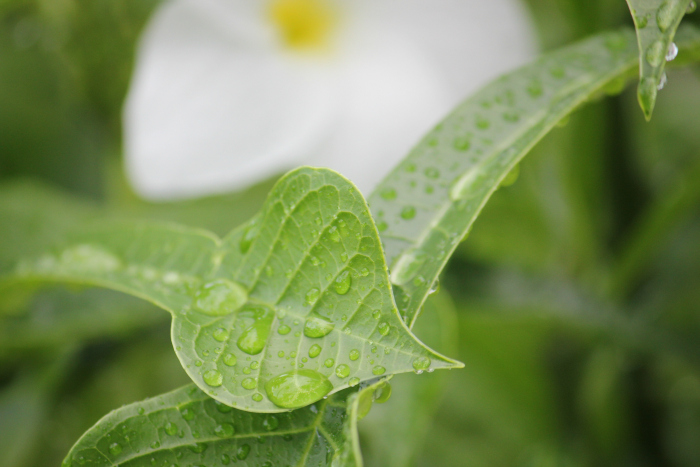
[0,168,461,412]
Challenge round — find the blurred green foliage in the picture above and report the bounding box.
[1,0,700,466]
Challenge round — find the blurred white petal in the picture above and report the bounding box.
[125,0,536,200]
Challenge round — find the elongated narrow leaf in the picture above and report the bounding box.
[625,0,694,119]
[62,383,351,467]
[368,25,700,326]
[0,168,461,412]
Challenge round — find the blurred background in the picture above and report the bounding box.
[1,1,700,466]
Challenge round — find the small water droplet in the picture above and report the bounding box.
[635,13,650,28]
[333,270,352,295]
[413,356,431,371]
[241,378,256,390]
[475,116,490,129]
[239,217,261,253]
[303,312,334,338]
[372,366,386,375]
[180,407,195,421]
[223,353,237,366]
[400,206,416,220]
[192,279,248,317]
[188,442,207,453]
[305,287,320,305]
[109,443,122,455]
[221,453,231,465]
[213,328,229,342]
[666,42,678,61]
[327,225,341,243]
[527,81,543,97]
[335,364,350,378]
[252,393,263,402]
[349,349,360,361]
[688,0,697,13]
[262,415,279,431]
[377,322,390,336]
[278,324,291,335]
[164,422,178,436]
[214,423,235,437]
[657,1,678,32]
[215,400,233,413]
[324,358,335,367]
[658,72,668,90]
[453,136,471,151]
[500,164,520,188]
[203,369,223,387]
[502,111,519,123]
[377,221,388,232]
[348,377,360,387]
[250,361,259,370]
[237,444,251,460]
[424,167,440,179]
[264,370,333,409]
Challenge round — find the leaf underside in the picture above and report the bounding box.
[0,168,460,412]
[625,0,693,119]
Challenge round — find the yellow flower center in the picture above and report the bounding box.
[268,0,336,50]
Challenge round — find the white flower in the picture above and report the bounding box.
[124,0,535,200]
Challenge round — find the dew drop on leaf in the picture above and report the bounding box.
[656,1,678,32]
[308,344,322,358]
[264,369,333,409]
[237,444,251,460]
[215,400,233,413]
[203,369,223,387]
[164,422,178,436]
[241,378,257,390]
[192,279,248,317]
[349,377,360,387]
[380,188,397,200]
[400,206,416,220]
[277,324,291,335]
[303,312,334,338]
[109,443,122,455]
[180,407,195,421]
[349,349,360,361]
[324,358,335,368]
[688,0,697,13]
[213,328,229,342]
[666,41,678,61]
[252,393,263,402]
[236,305,274,355]
[413,356,431,372]
[335,364,350,378]
[305,287,320,305]
[333,270,351,294]
[378,322,390,336]
[372,366,386,375]
[214,423,235,437]
[262,415,279,431]
[645,39,666,66]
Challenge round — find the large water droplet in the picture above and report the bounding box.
[164,422,178,436]
[657,1,678,32]
[666,41,678,61]
[335,364,350,378]
[264,370,333,409]
[333,270,352,295]
[193,279,248,317]
[262,415,279,431]
[213,328,229,342]
[349,349,360,361]
[303,312,334,338]
[305,287,320,305]
[237,444,251,460]
[688,1,697,13]
[109,443,122,456]
[413,356,431,371]
[324,358,335,368]
[645,39,666,67]
[378,322,390,336]
[203,369,223,387]
[214,423,235,437]
[223,353,237,366]
[308,344,322,358]
[241,378,257,390]
[180,406,195,421]
[237,305,274,355]
[390,249,425,286]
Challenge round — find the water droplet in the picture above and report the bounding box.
[180,406,195,421]
[657,1,678,32]
[374,382,392,404]
[150,440,160,449]
[213,328,229,342]
[303,312,334,338]
[241,378,257,390]
[635,13,650,28]
[475,116,490,129]
[214,423,235,437]
[243,367,251,375]
[688,0,697,13]
[188,443,207,453]
[239,217,261,253]
[399,206,416,221]
[666,41,678,61]
[413,356,431,371]
[223,353,237,367]
[264,370,333,409]
[237,444,251,460]
[327,225,341,243]
[658,72,668,90]
[335,364,350,378]
[203,369,223,387]
[221,453,231,465]
[324,358,335,368]
[193,279,248,317]
[390,249,425,286]
[453,136,471,151]
[262,415,279,431]
[250,361,259,370]
[349,349,360,361]
[378,322,390,336]
[109,443,122,455]
[404,163,417,172]
[527,81,543,97]
[372,366,386,375]
[348,377,360,387]
[236,305,274,355]
[333,270,352,295]
[340,252,348,262]
[308,344,322,358]
[305,287,320,305]
[500,164,520,188]
[429,279,440,295]
[380,188,397,200]
[277,324,291,335]
[424,167,440,179]
[164,422,178,436]
[137,407,145,415]
[377,221,388,232]
[252,393,263,402]
[646,39,666,67]
[503,111,520,123]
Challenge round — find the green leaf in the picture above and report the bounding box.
[625,0,694,120]
[0,167,461,412]
[62,383,352,467]
[368,25,700,327]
